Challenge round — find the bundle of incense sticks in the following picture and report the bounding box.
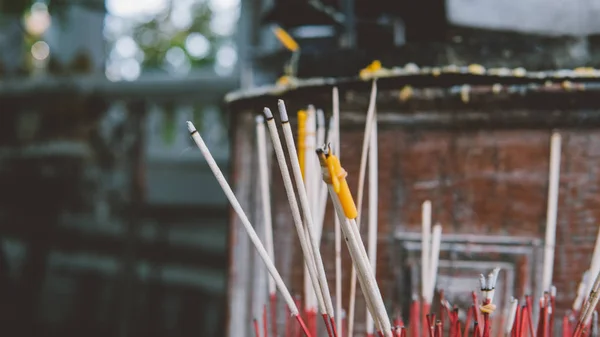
[188,73,600,336]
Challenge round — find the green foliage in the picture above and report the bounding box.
[127,1,219,70]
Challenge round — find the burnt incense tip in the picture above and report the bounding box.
[479,274,487,290]
[255,114,264,124]
[263,107,274,120]
[186,121,197,134]
[277,100,289,122]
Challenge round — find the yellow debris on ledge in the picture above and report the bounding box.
[276,75,299,87]
[359,60,384,80]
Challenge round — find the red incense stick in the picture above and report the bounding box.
[536,298,544,337]
[473,322,481,337]
[423,302,432,337]
[322,313,334,337]
[270,294,278,337]
[295,314,313,337]
[286,306,292,337]
[254,318,262,337]
[329,316,338,337]
[525,297,535,337]
[512,305,521,337]
[307,310,317,337]
[440,291,448,332]
[542,295,549,337]
[295,296,302,337]
[263,305,269,337]
[549,292,556,337]
[564,315,572,337]
[435,320,442,337]
[519,306,528,337]
[395,308,404,329]
[464,306,474,337]
[426,314,436,337]
[411,299,421,337]
[472,292,482,337]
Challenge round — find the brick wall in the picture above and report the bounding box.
[230,108,600,335]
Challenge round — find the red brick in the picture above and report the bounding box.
[238,122,600,330]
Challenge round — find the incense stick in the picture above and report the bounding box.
[318,148,380,329]
[573,271,591,313]
[256,116,277,336]
[422,200,432,300]
[317,145,393,337]
[279,101,337,329]
[426,224,442,305]
[262,108,328,325]
[366,109,379,337]
[542,132,561,294]
[506,298,518,337]
[304,106,318,319]
[271,104,337,333]
[313,107,336,337]
[186,121,310,336]
[585,228,600,299]
[574,271,600,337]
[254,318,261,337]
[314,108,328,245]
[480,268,501,337]
[422,201,433,337]
[348,79,379,337]
[331,86,343,337]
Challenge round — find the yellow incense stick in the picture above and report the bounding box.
[297,110,307,180]
[272,26,300,52]
[325,152,357,219]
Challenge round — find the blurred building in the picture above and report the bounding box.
[0,0,242,336]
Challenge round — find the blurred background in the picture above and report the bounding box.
[0,0,246,336]
[1,0,598,336]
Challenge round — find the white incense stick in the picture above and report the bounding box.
[304,106,318,313]
[585,227,600,297]
[421,200,432,302]
[256,116,276,300]
[314,108,328,244]
[316,148,391,336]
[542,132,562,294]
[330,185,379,325]
[316,116,336,244]
[579,270,600,327]
[278,100,336,322]
[427,224,442,303]
[348,79,378,337]
[263,108,328,317]
[505,297,519,336]
[316,108,326,154]
[574,271,591,311]
[332,86,343,335]
[186,121,299,316]
[365,111,379,335]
